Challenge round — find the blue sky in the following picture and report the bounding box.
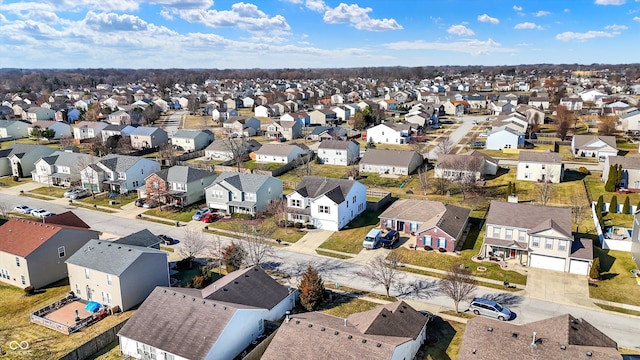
[1,0,639,69]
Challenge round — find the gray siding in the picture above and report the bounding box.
[119,252,169,311]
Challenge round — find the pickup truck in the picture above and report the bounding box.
[380,230,399,248]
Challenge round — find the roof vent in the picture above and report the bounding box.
[244,274,249,277]
[223,306,227,310]
[308,324,312,328]
[223,288,228,291]
[320,327,325,332]
[172,292,176,296]
[348,335,352,339]
[117,246,121,249]
[234,281,239,284]
[163,289,167,293]
[512,333,518,338]
[97,241,102,244]
[560,345,566,350]
[182,295,186,298]
[296,320,300,324]
[192,298,196,301]
[487,327,493,332]
[381,314,386,317]
[361,339,366,344]
[202,301,206,304]
[334,331,339,335]
[107,244,111,246]
[128,249,132,251]
[587,352,592,357]
[376,343,382,348]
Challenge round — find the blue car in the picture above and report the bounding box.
[192,208,211,221]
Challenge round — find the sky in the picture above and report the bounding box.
[1,0,640,69]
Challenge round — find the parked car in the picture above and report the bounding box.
[64,188,81,198]
[468,297,512,321]
[201,212,222,223]
[380,230,399,248]
[142,201,158,209]
[30,208,53,219]
[13,205,32,214]
[472,141,485,147]
[362,228,382,249]
[69,188,90,200]
[134,198,146,207]
[192,208,211,221]
[158,234,176,245]
[478,132,488,138]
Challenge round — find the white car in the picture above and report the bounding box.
[13,205,32,214]
[478,132,488,138]
[30,208,53,218]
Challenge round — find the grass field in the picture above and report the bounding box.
[419,319,466,360]
[143,202,206,223]
[0,176,28,188]
[0,280,133,360]
[319,291,380,318]
[29,186,67,198]
[203,218,306,243]
[589,248,640,306]
[319,210,380,254]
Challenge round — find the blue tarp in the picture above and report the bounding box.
[84,301,101,313]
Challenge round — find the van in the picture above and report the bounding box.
[362,229,382,249]
[468,297,512,321]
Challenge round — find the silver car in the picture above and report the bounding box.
[468,298,512,321]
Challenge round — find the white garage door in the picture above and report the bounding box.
[529,254,566,272]
[569,259,590,275]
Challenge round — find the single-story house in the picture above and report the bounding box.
[359,149,423,176]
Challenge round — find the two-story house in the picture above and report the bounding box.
[170,129,215,151]
[0,120,29,139]
[205,172,283,215]
[100,124,136,140]
[223,116,261,137]
[434,150,498,180]
[265,119,302,141]
[0,144,56,177]
[481,201,592,274]
[309,109,338,125]
[140,166,216,207]
[117,266,296,360]
[31,151,96,187]
[366,121,413,145]
[73,121,109,141]
[27,120,71,140]
[604,155,640,190]
[0,217,98,289]
[485,126,525,150]
[80,154,161,194]
[516,151,564,183]
[204,138,261,161]
[106,110,131,125]
[254,143,309,164]
[317,140,360,165]
[286,176,366,231]
[66,239,169,311]
[129,126,169,149]
[360,149,424,176]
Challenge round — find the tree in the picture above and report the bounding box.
[352,111,366,130]
[178,228,209,267]
[623,195,631,214]
[534,170,554,206]
[0,202,9,219]
[598,116,617,136]
[439,262,477,313]
[220,241,246,272]
[222,137,248,172]
[74,154,98,195]
[609,195,618,214]
[231,221,276,267]
[59,134,74,150]
[417,165,429,196]
[158,143,174,167]
[555,105,573,140]
[298,264,326,311]
[596,195,604,216]
[571,194,588,232]
[435,136,455,155]
[356,252,404,297]
[506,182,513,200]
[589,257,601,280]
[268,199,290,234]
[29,125,42,142]
[432,176,452,196]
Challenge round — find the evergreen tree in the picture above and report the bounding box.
[615,165,623,189]
[221,242,246,272]
[610,195,618,214]
[604,165,617,192]
[589,257,601,280]
[623,196,631,214]
[506,182,513,199]
[298,264,326,311]
[596,195,604,216]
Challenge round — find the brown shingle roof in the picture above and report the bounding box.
[607,155,640,170]
[360,149,421,168]
[518,150,562,164]
[347,301,427,338]
[486,201,572,239]
[44,211,90,229]
[573,135,617,150]
[570,238,593,260]
[458,314,620,360]
[437,150,497,170]
[0,218,66,257]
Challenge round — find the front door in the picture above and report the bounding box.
[510,249,516,258]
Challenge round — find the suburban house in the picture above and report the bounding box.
[619,109,640,132]
[140,166,216,207]
[27,120,71,140]
[113,229,162,250]
[571,135,617,161]
[1,144,57,177]
[73,121,109,141]
[170,129,214,151]
[485,126,525,150]
[481,200,592,274]
[80,154,161,194]
[359,149,424,176]
[204,138,261,161]
[205,172,283,215]
[365,122,413,145]
[603,155,640,190]
[458,314,620,360]
[261,301,429,360]
[317,140,360,165]
[286,176,366,231]
[280,111,310,127]
[434,151,498,180]
[223,116,261,137]
[307,126,348,141]
[0,120,29,139]
[31,151,96,187]
[65,239,169,311]
[25,107,56,122]
[101,124,136,139]
[265,119,302,141]
[106,110,131,125]
[117,266,296,360]
[130,126,169,149]
[0,217,98,289]
[309,109,337,125]
[254,143,308,164]
[379,199,470,252]
[515,151,564,183]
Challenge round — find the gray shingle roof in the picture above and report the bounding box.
[208,172,275,193]
[40,151,94,168]
[486,200,572,239]
[114,229,161,248]
[255,143,304,156]
[607,155,640,170]
[294,176,357,204]
[518,150,562,163]
[65,239,166,276]
[437,150,497,170]
[0,144,54,159]
[572,135,617,150]
[171,129,209,139]
[151,165,215,184]
[99,154,155,172]
[318,139,357,150]
[360,149,421,167]
[130,126,163,136]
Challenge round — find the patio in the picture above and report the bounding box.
[31,295,110,335]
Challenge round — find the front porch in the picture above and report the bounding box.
[480,237,530,266]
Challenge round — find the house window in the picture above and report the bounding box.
[438,237,446,248]
[518,231,526,242]
[544,238,554,250]
[107,274,112,285]
[532,237,540,247]
[164,354,175,360]
[492,227,501,238]
[15,257,20,267]
[21,276,25,285]
[291,199,301,207]
[558,241,567,252]
[505,229,513,240]
[423,235,432,246]
[352,195,356,203]
[318,205,330,214]
[258,319,264,332]
[85,268,90,279]
[58,246,66,258]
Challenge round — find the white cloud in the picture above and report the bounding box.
[84,11,149,32]
[305,0,327,12]
[160,9,173,20]
[447,24,474,36]
[513,5,523,11]
[534,10,550,16]
[605,24,628,30]
[634,16,640,21]
[564,8,571,12]
[383,38,513,56]
[178,3,291,33]
[149,0,214,9]
[477,14,499,24]
[43,0,140,12]
[322,3,402,31]
[556,30,616,41]
[595,0,625,5]
[514,22,542,30]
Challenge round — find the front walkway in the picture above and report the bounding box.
[522,267,594,308]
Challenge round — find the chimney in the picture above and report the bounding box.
[531,332,537,346]
[344,319,347,327]
[285,311,291,323]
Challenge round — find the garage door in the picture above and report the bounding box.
[529,254,566,272]
[569,259,590,275]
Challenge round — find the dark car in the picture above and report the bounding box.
[380,230,400,248]
[158,234,176,245]
[134,198,146,207]
[201,212,222,223]
[472,141,485,147]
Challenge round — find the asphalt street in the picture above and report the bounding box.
[1,193,639,349]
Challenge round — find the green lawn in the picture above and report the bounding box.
[419,320,466,360]
[277,163,348,183]
[585,172,640,204]
[319,210,380,254]
[319,291,380,318]
[0,176,26,187]
[29,186,67,198]
[144,202,206,222]
[243,160,284,171]
[204,218,305,243]
[589,248,640,306]
[81,192,139,208]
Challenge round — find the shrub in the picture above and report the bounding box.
[590,257,601,280]
[424,245,433,251]
[305,224,316,229]
[230,213,253,220]
[623,196,631,214]
[577,166,590,175]
[294,222,304,228]
[24,286,35,296]
[438,247,447,252]
[176,257,193,270]
[610,195,618,214]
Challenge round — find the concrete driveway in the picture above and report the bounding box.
[287,230,334,254]
[523,267,595,308]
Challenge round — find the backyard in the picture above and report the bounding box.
[589,248,640,307]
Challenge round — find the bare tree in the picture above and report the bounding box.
[178,228,209,265]
[158,143,174,167]
[222,137,247,172]
[417,165,429,196]
[555,105,573,140]
[435,136,455,155]
[439,262,477,313]
[75,154,98,195]
[0,202,9,219]
[59,134,74,150]
[267,199,290,234]
[534,168,555,206]
[231,221,276,267]
[451,155,484,200]
[294,153,314,177]
[598,115,617,136]
[356,252,405,297]
[571,193,589,232]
